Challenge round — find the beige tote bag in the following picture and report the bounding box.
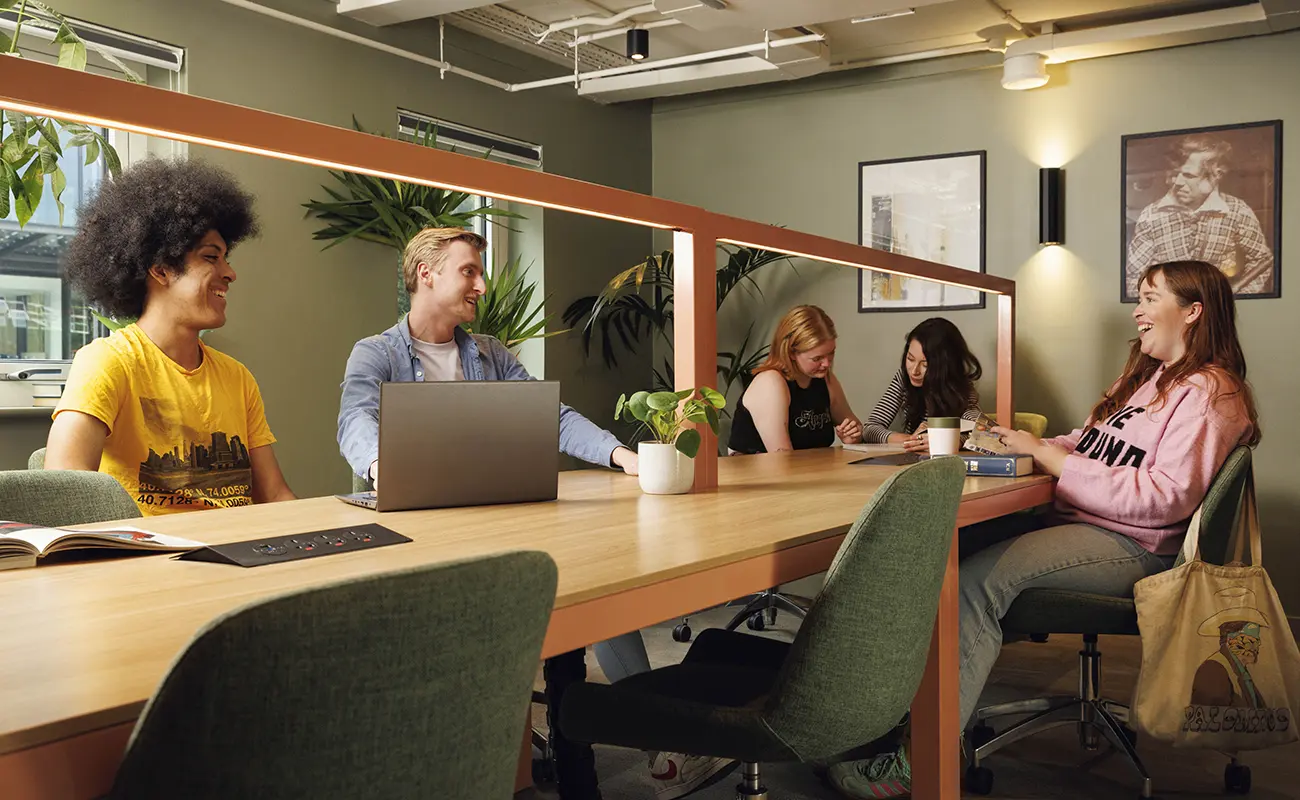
[1131,476,1300,750]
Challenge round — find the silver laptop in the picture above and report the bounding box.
[336,380,561,512]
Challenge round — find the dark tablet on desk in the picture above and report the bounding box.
[849,452,923,466]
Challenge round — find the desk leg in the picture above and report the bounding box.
[544,649,602,800]
[910,527,960,800]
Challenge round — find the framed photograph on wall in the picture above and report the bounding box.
[1121,120,1282,302]
[857,150,986,313]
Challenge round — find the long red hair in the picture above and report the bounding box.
[1090,260,1259,445]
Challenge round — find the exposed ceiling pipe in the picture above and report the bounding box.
[983,0,1028,34]
[537,3,656,43]
[568,18,684,47]
[217,0,818,97]
[830,41,995,70]
[512,32,825,91]
[217,0,511,89]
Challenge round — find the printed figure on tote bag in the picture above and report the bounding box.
[1189,588,1271,709]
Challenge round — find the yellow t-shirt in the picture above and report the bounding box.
[54,324,276,516]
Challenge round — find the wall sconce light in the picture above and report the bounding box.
[627,28,649,61]
[1040,167,1064,246]
[1002,52,1048,90]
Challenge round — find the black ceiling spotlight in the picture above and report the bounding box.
[627,27,649,61]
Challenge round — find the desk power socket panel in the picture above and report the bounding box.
[178,524,411,567]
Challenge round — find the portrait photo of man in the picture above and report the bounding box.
[1122,121,1282,301]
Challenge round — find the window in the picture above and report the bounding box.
[397,110,543,276]
[0,15,184,373]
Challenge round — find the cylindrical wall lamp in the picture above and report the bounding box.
[627,28,649,61]
[1040,167,1064,246]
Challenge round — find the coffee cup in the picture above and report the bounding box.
[927,417,961,456]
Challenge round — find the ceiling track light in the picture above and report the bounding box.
[626,27,649,61]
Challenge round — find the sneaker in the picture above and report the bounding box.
[648,751,738,799]
[826,747,911,799]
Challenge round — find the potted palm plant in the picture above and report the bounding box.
[615,387,725,495]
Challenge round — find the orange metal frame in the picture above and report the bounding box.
[0,57,1016,493]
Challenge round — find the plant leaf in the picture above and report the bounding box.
[9,113,28,145]
[14,159,45,227]
[675,428,701,459]
[700,386,726,409]
[50,165,66,225]
[37,119,62,156]
[97,135,121,176]
[627,391,651,422]
[83,136,100,168]
[647,391,680,412]
[0,164,10,219]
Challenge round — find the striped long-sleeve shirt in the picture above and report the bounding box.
[862,368,981,443]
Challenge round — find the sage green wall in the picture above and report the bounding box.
[20,0,652,489]
[653,31,1300,611]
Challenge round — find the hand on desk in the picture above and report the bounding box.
[990,426,1067,477]
[835,417,863,444]
[902,425,930,454]
[612,446,639,476]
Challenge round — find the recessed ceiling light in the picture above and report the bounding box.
[851,8,915,24]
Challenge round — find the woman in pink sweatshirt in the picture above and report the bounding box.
[828,259,1259,798]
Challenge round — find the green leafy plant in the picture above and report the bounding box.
[562,244,791,398]
[303,118,521,316]
[462,255,568,350]
[614,387,726,459]
[1,1,136,227]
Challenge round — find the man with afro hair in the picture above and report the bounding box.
[47,158,295,515]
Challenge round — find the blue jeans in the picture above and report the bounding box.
[957,516,1174,728]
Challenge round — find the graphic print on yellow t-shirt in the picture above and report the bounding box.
[54,325,276,516]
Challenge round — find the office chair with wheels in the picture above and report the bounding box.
[559,458,967,800]
[966,446,1254,800]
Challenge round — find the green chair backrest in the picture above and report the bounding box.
[763,456,966,760]
[352,471,374,493]
[986,413,1048,439]
[1180,445,1253,568]
[0,469,140,526]
[28,447,45,469]
[110,550,558,800]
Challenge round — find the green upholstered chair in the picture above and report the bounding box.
[559,457,968,799]
[0,469,140,527]
[108,550,557,800]
[28,447,45,469]
[968,446,1255,799]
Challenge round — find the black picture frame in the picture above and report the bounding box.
[1120,120,1282,302]
[857,150,987,313]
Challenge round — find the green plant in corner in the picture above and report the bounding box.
[1,0,138,227]
[614,387,725,459]
[302,118,521,317]
[462,255,568,350]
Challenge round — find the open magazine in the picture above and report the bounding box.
[0,521,206,571]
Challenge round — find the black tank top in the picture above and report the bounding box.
[728,376,835,454]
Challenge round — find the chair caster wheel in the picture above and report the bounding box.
[970,723,996,750]
[746,613,766,631]
[965,765,994,795]
[531,757,557,787]
[1225,762,1251,794]
[672,623,692,643]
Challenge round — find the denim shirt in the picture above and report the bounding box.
[337,318,624,479]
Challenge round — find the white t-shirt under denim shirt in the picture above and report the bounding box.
[410,336,463,382]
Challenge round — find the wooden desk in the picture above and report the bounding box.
[0,449,1052,799]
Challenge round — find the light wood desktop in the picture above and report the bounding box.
[0,448,1052,800]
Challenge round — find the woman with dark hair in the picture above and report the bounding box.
[828,261,1259,799]
[861,317,982,453]
[45,158,295,514]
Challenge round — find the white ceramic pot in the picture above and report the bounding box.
[638,442,695,495]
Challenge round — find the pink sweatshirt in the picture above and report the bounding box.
[1044,367,1252,555]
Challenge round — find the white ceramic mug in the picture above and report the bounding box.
[927,417,961,456]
